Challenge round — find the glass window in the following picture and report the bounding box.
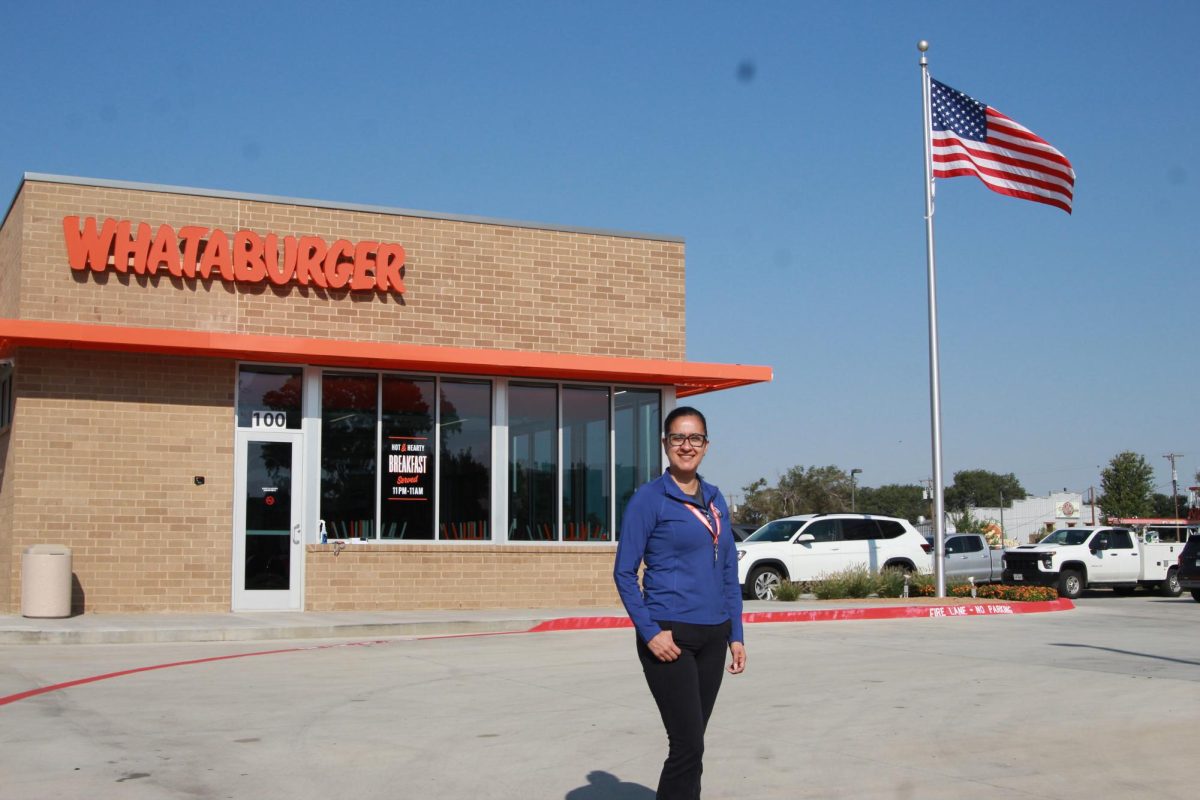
[841,518,882,541]
[439,380,492,540]
[244,441,293,590]
[962,535,983,552]
[381,376,435,539]
[321,372,378,540]
[803,519,839,543]
[238,366,302,429]
[945,536,965,554]
[509,384,558,541]
[876,520,906,540]
[0,362,12,431]
[1110,529,1134,549]
[614,389,660,536]
[745,519,805,543]
[562,387,610,541]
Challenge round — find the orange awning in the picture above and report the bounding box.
[0,319,771,397]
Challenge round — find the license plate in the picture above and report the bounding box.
[1013,573,1024,581]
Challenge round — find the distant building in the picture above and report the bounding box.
[972,491,1093,544]
[919,491,1097,544]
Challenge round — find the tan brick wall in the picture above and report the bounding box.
[0,189,23,318]
[0,177,683,615]
[4,349,233,613]
[304,543,621,611]
[17,180,686,360]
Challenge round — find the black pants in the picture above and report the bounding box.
[637,620,731,800]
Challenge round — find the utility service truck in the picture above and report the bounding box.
[1002,526,1184,599]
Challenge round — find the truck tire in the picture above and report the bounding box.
[1057,569,1083,600]
[1161,568,1183,598]
[1192,589,1200,603]
[748,565,783,601]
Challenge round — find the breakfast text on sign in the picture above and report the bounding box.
[388,437,430,499]
[63,216,406,294]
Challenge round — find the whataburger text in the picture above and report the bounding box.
[63,216,407,294]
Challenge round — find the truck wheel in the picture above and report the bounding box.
[749,566,783,600]
[1057,570,1083,599]
[1192,590,1200,603]
[1161,569,1183,598]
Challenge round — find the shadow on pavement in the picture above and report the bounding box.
[564,770,654,799]
[1051,642,1200,666]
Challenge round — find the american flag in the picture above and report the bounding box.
[930,79,1075,214]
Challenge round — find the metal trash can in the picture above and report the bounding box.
[21,544,72,618]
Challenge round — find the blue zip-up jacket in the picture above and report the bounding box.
[614,471,744,644]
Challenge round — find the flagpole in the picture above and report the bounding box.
[919,40,947,598]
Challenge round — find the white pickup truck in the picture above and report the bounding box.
[1002,526,1184,599]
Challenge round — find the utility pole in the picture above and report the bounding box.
[999,489,1005,544]
[1164,453,1184,520]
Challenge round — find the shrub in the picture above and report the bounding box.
[875,568,912,598]
[772,581,805,601]
[812,565,877,599]
[948,583,1058,602]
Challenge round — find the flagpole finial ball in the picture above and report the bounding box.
[917,40,929,52]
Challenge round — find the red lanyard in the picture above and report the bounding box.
[684,500,722,550]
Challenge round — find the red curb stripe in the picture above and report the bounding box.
[0,639,391,708]
[0,647,304,707]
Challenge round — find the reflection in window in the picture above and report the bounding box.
[381,376,435,539]
[509,384,557,541]
[563,387,610,541]
[614,389,660,536]
[439,381,491,540]
[238,366,302,429]
[321,372,377,540]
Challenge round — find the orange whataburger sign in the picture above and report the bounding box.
[63,216,406,294]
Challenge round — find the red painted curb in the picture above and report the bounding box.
[529,598,1074,632]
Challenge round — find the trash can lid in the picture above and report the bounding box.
[24,544,70,555]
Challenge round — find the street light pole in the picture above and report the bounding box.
[851,468,863,512]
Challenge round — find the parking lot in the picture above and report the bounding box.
[1,593,1197,799]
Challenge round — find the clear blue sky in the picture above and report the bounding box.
[3,1,1197,504]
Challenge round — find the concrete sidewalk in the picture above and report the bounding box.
[0,596,1072,645]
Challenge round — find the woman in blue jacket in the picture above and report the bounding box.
[614,406,746,799]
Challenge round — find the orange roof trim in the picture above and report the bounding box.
[0,319,772,397]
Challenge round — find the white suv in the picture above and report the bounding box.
[737,513,932,600]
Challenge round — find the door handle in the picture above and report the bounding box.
[292,524,301,545]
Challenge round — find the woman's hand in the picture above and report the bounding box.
[646,630,681,662]
[727,642,746,674]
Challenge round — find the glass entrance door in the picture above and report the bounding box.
[233,431,303,610]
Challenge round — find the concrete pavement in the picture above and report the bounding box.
[0,594,1196,799]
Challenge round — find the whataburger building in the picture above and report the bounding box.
[0,174,771,615]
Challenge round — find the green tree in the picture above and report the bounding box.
[944,470,1027,512]
[734,466,853,523]
[735,478,775,526]
[856,483,927,522]
[1151,492,1187,518]
[1099,451,1154,521]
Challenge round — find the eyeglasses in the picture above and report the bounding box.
[665,433,709,448]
